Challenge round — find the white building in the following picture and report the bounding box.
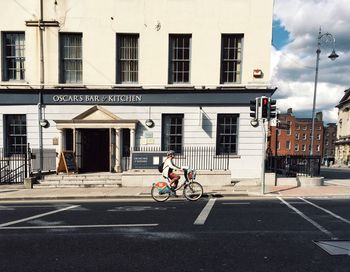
[0,0,275,181]
[335,88,350,165]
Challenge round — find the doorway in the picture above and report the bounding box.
[80,129,109,172]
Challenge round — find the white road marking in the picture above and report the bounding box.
[222,202,250,205]
[194,198,216,225]
[0,224,159,230]
[314,240,350,256]
[299,197,350,225]
[0,205,65,208]
[0,205,79,228]
[108,206,173,212]
[278,197,336,239]
[0,206,15,211]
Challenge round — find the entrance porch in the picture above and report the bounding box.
[54,106,137,173]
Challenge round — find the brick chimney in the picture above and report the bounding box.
[287,108,293,114]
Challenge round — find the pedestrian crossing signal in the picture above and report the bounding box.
[250,99,258,119]
[261,97,269,119]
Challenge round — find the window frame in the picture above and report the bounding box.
[286,140,291,150]
[220,34,243,84]
[216,114,239,155]
[161,113,184,153]
[168,34,191,84]
[3,114,27,155]
[59,32,83,84]
[2,32,25,81]
[116,33,139,84]
[302,144,306,152]
[294,144,299,151]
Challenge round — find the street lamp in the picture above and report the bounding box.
[310,28,339,156]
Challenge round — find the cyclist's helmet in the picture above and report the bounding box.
[167,150,175,157]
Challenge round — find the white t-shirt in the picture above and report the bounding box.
[162,157,179,177]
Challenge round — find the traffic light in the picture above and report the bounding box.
[269,99,277,119]
[261,97,269,119]
[250,99,258,119]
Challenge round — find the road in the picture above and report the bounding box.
[0,198,349,272]
[321,167,350,186]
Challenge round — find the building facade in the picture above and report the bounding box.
[0,0,274,179]
[269,109,324,157]
[335,88,350,165]
[323,123,337,165]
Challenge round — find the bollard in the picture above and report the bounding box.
[24,177,35,189]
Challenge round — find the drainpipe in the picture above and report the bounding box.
[38,0,45,176]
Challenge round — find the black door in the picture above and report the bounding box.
[81,129,109,172]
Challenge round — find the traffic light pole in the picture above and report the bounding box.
[261,119,266,195]
[249,96,276,195]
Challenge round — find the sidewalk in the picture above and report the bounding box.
[1,182,350,201]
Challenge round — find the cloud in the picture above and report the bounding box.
[272,0,350,123]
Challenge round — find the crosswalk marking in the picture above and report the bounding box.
[0,205,79,228]
[0,224,159,230]
[299,197,350,225]
[278,197,336,239]
[222,202,250,205]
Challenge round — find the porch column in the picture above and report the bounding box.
[129,128,136,169]
[130,128,136,150]
[59,129,64,152]
[114,128,121,172]
[73,128,76,154]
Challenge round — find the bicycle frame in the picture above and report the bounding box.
[155,168,196,193]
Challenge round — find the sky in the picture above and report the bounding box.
[271,0,350,124]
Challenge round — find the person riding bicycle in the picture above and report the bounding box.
[162,150,182,192]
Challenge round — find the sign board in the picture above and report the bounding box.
[131,152,167,169]
[56,151,78,174]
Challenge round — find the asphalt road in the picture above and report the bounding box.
[0,198,349,272]
[321,167,350,187]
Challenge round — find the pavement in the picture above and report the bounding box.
[1,181,350,201]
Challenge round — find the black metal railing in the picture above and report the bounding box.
[0,146,31,184]
[266,155,321,177]
[123,146,230,171]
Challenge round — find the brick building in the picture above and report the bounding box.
[323,123,337,165]
[269,109,324,157]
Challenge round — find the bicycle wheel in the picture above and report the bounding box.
[183,181,203,201]
[151,185,170,202]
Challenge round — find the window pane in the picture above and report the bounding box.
[117,34,139,83]
[5,115,27,155]
[162,114,184,153]
[3,32,25,81]
[221,34,243,84]
[169,35,191,84]
[60,33,82,83]
[216,114,238,155]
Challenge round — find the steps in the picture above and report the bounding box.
[34,172,122,188]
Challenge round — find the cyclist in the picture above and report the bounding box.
[162,150,182,193]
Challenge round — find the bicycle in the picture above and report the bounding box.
[151,167,203,202]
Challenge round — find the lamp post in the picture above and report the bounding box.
[310,28,339,156]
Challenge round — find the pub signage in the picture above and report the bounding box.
[52,94,142,103]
